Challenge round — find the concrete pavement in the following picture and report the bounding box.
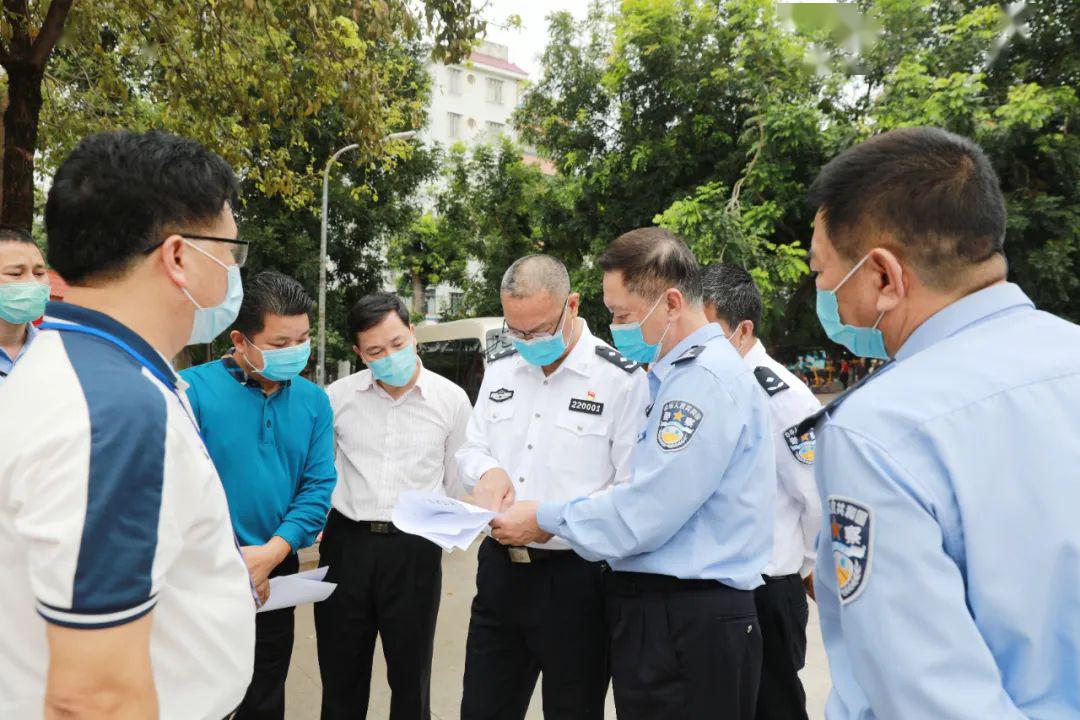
[284,541,831,719]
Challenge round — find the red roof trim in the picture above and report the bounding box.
[468,51,527,77]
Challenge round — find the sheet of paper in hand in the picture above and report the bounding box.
[392,491,497,552]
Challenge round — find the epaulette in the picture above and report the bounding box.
[595,345,642,373]
[791,359,895,437]
[671,345,705,365]
[487,344,518,363]
[753,366,790,397]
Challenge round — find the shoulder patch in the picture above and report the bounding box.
[671,345,705,365]
[829,496,874,604]
[656,400,703,451]
[595,345,641,373]
[753,366,789,396]
[783,425,815,465]
[487,344,518,363]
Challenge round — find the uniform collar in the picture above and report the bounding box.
[649,322,724,383]
[511,318,595,378]
[895,282,1033,362]
[742,338,768,367]
[44,300,177,384]
[1,321,38,363]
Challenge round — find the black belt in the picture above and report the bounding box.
[762,573,802,585]
[484,537,572,564]
[328,510,400,535]
[605,570,736,593]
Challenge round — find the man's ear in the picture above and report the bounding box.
[869,247,906,313]
[352,345,363,359]
[567,291,581,315]
[158,234,188,287]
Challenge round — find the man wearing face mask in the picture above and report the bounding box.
[789,127,1080,719]
[317,291,471,720]
[0,130,255,719]
[701,263,821,720]
[0,225,50,388]
[180,270,336,719]
[492,231,775,720]
[456,254,649,720]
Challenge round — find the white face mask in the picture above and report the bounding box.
[182,241,244,346]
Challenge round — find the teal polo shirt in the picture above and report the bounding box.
[181,357,336,550]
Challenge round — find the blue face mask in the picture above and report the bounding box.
[510,299,570,367]
[247,338,311,381]
[609,295,669,364]
[182,241,244,346]
[369,343,418,387]
[0,280,50,324]
[815,254,890,360]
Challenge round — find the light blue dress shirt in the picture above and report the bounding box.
[812,282,1080,719]
[537,323,775,589]
[0,321,36,388]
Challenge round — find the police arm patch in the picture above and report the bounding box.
[783,425,816,465]
[753,366,789,396]
[656,400,703,451]
[828,496,874,604]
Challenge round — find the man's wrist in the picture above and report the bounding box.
[267,535,293,562]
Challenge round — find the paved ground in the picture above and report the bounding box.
[285,542,831,719]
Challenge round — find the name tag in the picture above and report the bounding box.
[569,398,604,416]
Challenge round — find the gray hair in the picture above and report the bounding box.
[500,254,571,299]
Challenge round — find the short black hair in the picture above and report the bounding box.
[598,227,703,304]
[807,127,1006,288]
[701,263,762,330]
[0,224,35,244]
[347,292,410,344]
[232,271,313,336]
[45,130,239,284]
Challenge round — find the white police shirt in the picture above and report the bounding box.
[0,303,255,720]
[743,341,822,578]
[456,319,650,550]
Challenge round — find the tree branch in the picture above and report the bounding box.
[3,0,32,58]
[27,0,73,70]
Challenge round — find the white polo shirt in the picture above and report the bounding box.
[456,320,651,550]
[0,302,254,720]
[744,340,823,578]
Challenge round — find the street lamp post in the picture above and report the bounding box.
[317,130,417,386]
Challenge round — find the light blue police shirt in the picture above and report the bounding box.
[0,321,36,387]
[812,282,1080,719]
[537,323,775,588]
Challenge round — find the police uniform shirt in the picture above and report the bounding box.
[0,302,255,720]
[811,283,1080,719]
[327,364,472,522]
[455,319,650,550]
[0,320,36,387]
[537,323,776,588]
[744,340,822,578]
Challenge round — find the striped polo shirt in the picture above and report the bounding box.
[0,301,255,719]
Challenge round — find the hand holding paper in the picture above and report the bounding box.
[257,566,337,613]
[392,491,497,551]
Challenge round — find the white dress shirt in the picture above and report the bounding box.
[744,340,822,577]
[327,364,472,522]
[456,320,651,549]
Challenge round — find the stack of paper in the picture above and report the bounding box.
[392,491,497,552]
[257,566,337,613]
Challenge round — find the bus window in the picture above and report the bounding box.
[418,338,486,404]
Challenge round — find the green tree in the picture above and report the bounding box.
[0,0,484,227]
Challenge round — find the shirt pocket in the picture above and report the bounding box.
[551,408,614,492]
[486,399,517,425]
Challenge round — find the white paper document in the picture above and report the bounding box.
[392,491,497,552]
[257,565,337,613]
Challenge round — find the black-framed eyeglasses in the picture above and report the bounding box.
[502,296,569,341]
[143,234,250,267]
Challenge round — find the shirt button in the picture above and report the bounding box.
[577,425,583,431]
[542,380,548,385]
[527,444,533,450]
[518,477,525,483]
[266,420,271,428]
[534,413,541,418]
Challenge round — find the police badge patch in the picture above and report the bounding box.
[783,426,816,465]
[829,496,873,604]
[489,388,514,403]
[656,401,703,451]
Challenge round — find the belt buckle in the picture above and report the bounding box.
[508,547,532,564]
[371,521,392,534]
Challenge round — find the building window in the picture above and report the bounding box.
[424,287,437,317]
[448,68,462,96]
[449,291,465,315]
[485,121,504,140]
[447,112,462,140]
[486,78,503,105]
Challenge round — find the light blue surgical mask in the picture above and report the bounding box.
[610,294,669,364]
[182,241,244,346]
[815,254,890,360]
[369,343,418,387]
[0,280,50,324]
[510,298,570,367]
[246,338,311,381]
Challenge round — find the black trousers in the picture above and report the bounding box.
[605,571,762,720]
[460,538,609,720]
[236,553,299,720]
[753,574,810,720]
[315,511,442,720]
